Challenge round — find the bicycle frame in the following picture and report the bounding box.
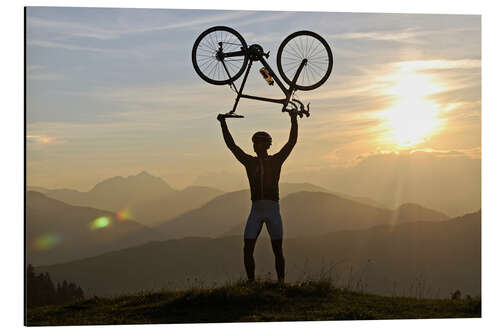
[220,45,307,114]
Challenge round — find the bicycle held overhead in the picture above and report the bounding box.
[192,26,334,118]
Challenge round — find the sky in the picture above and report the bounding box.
[26,7,481,191]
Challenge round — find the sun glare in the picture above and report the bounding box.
[378,64,445,147]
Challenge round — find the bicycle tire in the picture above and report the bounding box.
[192,26,249,85]
[277,31,333,91]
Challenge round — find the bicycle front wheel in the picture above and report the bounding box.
[192,26,249,85]
[277,31,333,91]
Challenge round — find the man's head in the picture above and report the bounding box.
[252,131,272,155]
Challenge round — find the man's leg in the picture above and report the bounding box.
[244,238,257,281]
[271,239,285,282]
[243,204,263,282]
[265,202,285,283]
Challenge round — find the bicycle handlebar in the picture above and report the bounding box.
[282,99,310,118]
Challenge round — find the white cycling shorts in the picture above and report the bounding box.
[244,200,283,240]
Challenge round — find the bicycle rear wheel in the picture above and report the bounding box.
[192,26,249,85]
[277,31,333,91]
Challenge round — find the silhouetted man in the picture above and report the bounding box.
[217,111,298,283]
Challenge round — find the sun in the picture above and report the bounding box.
[378,64,444,147]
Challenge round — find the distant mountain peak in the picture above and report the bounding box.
[395,202,449,221]
[397,202,425,210]
[286,190,341,200]
[89,171,174,195]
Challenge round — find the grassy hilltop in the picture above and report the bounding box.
[27,280,481,326]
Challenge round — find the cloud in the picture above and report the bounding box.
[26,64,65,81]
[408,147,481,159]
[27,72,65,81]
[330,29,422,42]
[392,59,481,72]
[27,11,254,41]
[328,26,479,45]
[26,135,56,144]
[27,40,113,53]
[236,11,297,28]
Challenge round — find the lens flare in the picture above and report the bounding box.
[116,208,133,221]
[90,216,111,230]
[41,137,53,143]
[33,233,61,250]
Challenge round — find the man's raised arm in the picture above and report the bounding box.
[218,114,251,165]
[275,112,298,162]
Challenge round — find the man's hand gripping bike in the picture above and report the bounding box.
[192,26,334,119]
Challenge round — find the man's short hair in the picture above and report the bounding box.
[252,131,272,146]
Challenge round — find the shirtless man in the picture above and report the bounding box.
[217,111,298,282]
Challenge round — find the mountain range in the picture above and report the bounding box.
[194,153,481,216]
[156,190,448,239]
[27,172,450,265]
[27,191,161,266]
[35,211,480,298]
[28,171,223,226]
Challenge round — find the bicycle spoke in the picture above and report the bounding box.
[196,54,214,60]
[307,63,327,79]
[309,65,319,83]
[305,36,311,59]
[282,61,303,70]
[304,65,311,84]
[197,58,215,67]
[284,66,300,74]
[306,38,314,57]
[197,53,216,60]
[222,31,228,45]
[200,39,216,50]
[303,36,311,58]
[291,43,304,59]
[226,61,239,73]
[283,52,301,63]
[206,60,217,79]
[309,54,328,64]
[198,57,216,69]
[207,33,216,52]
[292,40,303,59]
[307,62,322,80]
[307,40,322,59]
[308,59,326,71]
[309,46,326,60]
[207,32,216,50]
[197,49,213,57]
[299,38,306,59]
[284,44,301,57]
[209,61,219,79]
[282,56,302,62]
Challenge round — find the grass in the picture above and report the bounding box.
[26,279,481,326]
